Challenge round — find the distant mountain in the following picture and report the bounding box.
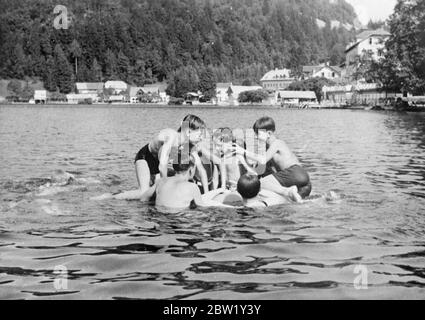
[0,0,359,91]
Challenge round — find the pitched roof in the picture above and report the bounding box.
[356,28,391,41]
[346,28,391,52]
[75,82,103,91]
[261,69,293,82]
[227,85,263,97]
[141,86,160,94]
[278,90,317,100]
[217,82,232,88]
[129,86,144,97]
[143,82,167,92]
[303,64,341,75]
[104,81,128,89]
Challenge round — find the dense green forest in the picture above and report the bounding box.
[0,0,357,93]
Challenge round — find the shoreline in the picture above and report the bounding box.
[0,102,358,110]
[2,102,424,113]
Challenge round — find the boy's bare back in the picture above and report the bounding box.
[268,139,300,171]
[155,177,200,209]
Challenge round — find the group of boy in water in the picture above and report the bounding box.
[94,114,312,211]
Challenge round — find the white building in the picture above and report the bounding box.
[215,83,233,104]
[277,91,317,105]
[34,90,47,104]
[129,84,169,103]
[322,82,401,106]
[75,82,103,94]
[66,93,99,104]
[260,69,295,91]
[345,28,391,79]
[104,81,128,94]
[302,63,342,80]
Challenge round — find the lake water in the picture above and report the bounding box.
[0,105,424,300]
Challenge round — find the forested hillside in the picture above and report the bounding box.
[0,0,358,93]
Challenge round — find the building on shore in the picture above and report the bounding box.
[66,93,100,104]
[322,82,401,106]
[302,63,342,80]
[215,83,233,105]
[34,90,47,104]
[345,28,391,80]
[104,80,128,94]
[108,95,125,103]
[260,69,294,91]
[129,84,169,103]
[277,90,317,106]
[129,87,144,103]
[75,82,104,94]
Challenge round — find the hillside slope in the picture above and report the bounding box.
[0,0,358,89]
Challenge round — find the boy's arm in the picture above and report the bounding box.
[236,155,258,176]
[193,186,233,208]
[140,184,157,202]
[202,188,228,202]
[192,152,209,193]
[158,133,175,178]
[234,143,278,166]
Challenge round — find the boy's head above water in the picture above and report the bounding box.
[178,114,206,144]
[171,148,195,177]
[237,174,261,200]
[253,117,276,142]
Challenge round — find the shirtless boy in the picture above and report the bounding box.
[233,117,312,202]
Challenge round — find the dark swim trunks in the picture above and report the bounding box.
[135,144,160,175]
[272,165,312,199]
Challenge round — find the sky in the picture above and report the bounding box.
[345,0,398,24]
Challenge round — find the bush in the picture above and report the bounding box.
[168,97,185,105]
[238,89,269,103]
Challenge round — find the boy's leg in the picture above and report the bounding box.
[135,160,152,193]
[260,175,302,203]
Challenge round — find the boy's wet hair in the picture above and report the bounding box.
[171,147,195,173]
[178,114,206,132]
[237,174,261,199]
[253,117,276,134]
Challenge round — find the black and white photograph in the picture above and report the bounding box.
[0,0,424,302]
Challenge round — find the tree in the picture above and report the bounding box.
[167,66,199,98]
[43,56,57,92]
[238,89,268,103]
[7,79,22,96]
[21,82,35,101]
[54,44,74,93]
[371,0,425,95]
[69,39,82,76]
[199,67,217,100]
[91,58,103,82]
[117,50,130,82]
[104,49,117,80]
[6,44,26,78]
